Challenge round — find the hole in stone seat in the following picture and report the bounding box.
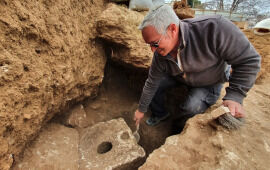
[97,141,112,154]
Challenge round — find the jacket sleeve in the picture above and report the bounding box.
[138,53,166,113]
[216,16,261,104]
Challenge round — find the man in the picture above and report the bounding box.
[133,4,261,129]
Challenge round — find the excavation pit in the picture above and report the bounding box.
[79,118,145,170]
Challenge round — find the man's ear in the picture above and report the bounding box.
[167,24,177,38]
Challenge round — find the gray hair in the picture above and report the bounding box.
[138,4,180,35]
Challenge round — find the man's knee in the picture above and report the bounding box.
[204,84,223,106]
[179,98,209,116]
[179,84,223,115]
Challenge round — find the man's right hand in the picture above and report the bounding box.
[134,109,144,126]
[223,100,245,118]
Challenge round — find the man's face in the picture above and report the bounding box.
[142,25,175,56]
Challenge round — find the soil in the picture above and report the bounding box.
[0,1,107,169]
[12,57,191,169]
[79,62,190,158]
[12,29,270,170]
[243,29,270,83]
[1,1,270,168]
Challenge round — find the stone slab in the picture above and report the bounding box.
[13,124,79,170]
[79,118,145,170]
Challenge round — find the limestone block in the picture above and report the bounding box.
[13,124,79,170]
[173,0,195,19]
[96,3,152,69]
[64,104,89,128]
[174,8,195,19]
[79,118,145,170]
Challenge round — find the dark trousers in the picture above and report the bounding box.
[150,76,223,117]
[149,76,223,133]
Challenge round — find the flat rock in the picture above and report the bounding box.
[13,124,79,170]
[79,118,145,170]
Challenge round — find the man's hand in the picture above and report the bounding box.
[134,110,144,126]
[223,100,245,118]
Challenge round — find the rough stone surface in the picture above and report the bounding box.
[13,123,79,170]
[0,0,106,169]
[63,104,89,128]
[96,3,152,69]
[79,118,145,170]
[173,0,195,19]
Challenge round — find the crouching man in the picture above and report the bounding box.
[134,5,260,131]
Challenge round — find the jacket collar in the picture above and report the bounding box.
[179,19,188,50]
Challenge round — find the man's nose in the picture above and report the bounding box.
[151,46,157,52]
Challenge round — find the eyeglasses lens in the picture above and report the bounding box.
[152,43,159,48]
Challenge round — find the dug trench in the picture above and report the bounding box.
[12,44,191,169]
[10,24,270,170]
[9,30,270,170]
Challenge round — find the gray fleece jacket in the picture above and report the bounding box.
[138,15,261,113]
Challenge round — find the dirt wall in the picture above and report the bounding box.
[243,30,270,83]
[0,0,107,169]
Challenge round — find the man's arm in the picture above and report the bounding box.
[134,53,165,125]
[216,16,261,116]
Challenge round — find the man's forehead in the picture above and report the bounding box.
[142,26,158,34]
[142,26,160,42]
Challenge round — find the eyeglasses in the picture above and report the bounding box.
[149,35,163,48]
[149,26,169,48]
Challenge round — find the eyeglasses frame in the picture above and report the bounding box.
[149,27,168,48]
